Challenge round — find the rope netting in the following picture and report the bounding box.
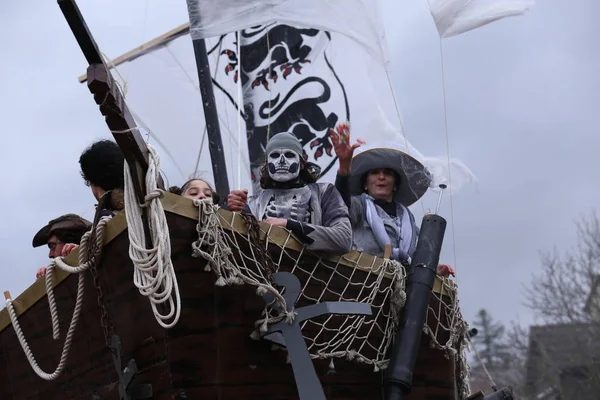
[423,277,471,398]
[192,197,470,389]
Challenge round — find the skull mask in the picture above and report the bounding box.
[267,148,300,183]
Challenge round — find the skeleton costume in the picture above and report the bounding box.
[247,132,352,254]
[335,144,432,264]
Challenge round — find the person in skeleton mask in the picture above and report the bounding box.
[227,132,352,254]
[331,127,455,277]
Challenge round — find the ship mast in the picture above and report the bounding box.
[58,0,154,244]
[58,0,150,198]
[189,36,231,201]
[66,2,232,204]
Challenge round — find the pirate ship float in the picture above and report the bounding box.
[0,1,528,399]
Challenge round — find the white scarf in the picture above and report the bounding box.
[363,194,414,263]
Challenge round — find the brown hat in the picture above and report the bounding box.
[32,214,92,248]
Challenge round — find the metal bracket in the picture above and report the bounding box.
[261,272,373,400]
[111,334,153,400]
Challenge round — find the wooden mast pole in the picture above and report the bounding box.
[66,1,233,202]
[58,0,154,243]
[187,13,231,201]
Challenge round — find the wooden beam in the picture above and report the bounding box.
[58,0,155,245]
[77,22,191,83]
[86,63,151,206]
[58,0,149,187]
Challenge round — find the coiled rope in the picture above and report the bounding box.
[123,143,181,329]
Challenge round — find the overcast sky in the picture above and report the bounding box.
[0,0,598,332]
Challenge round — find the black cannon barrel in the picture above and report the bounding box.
[384,214,447,400]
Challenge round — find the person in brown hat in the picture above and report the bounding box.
[33,214,92,279]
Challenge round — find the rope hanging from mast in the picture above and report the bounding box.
[124,143,182,329]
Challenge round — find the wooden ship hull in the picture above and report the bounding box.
[0,194,466,399]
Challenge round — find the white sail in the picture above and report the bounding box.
[96,33,252,191]
[429,0,535,38]
[90,1,493,199]
[185,0,387,64]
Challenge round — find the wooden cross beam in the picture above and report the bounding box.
[57,0,153,206]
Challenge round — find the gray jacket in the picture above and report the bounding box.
[335,174,419,261]
[247,182,353,254]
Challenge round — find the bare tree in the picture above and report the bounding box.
[522,212,600,399]
[526,214,600,324]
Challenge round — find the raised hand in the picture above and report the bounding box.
[330,123,365,174]
[36,267,47,280]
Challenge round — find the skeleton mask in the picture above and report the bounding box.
[267,148,300,183]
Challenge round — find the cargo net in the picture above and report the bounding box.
[423,278,472,399]
[192,198,467,380]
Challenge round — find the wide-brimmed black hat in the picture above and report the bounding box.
[349,145,431,206]
[32,214,92,248]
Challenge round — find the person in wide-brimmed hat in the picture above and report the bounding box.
[32,213,92,279]
[331,127,454,277]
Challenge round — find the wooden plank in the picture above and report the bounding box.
[58,0,150,197]
[77,23,191,83]
[59,0,157,248]
[86,64,149,175]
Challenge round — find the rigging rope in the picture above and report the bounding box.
[469,336,498,392]
[376,23,427,216]
[123,143,181,329]
[101,51,187,181]
[181,36,249,179]
[437,39,459,277]
[236,31,243,189]
[4,216,111,380]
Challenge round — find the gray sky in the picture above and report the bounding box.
[0,0,598,331]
